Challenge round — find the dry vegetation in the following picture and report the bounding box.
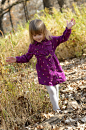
[0,3,86,130]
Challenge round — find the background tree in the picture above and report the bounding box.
[23,0,29,22]
[43,0,53,9]
[58,0,64,12]
[0,0,30,35]
[0,0,6,35]
[8,0,14,30]
[43,0,86,12]
[0,0,86,35]
[43,0,59,10]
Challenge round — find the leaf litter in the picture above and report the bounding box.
[32,57,86,130]
[0,56,86,130]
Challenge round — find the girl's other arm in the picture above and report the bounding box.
[6,57,16,63]
[6,44,33,64]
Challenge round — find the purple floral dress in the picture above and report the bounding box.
[16,27,71,86]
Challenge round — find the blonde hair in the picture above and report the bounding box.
[29,19,52,44]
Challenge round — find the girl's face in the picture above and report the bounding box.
[33,33,44,43]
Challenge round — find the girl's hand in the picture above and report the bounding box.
[6,57,16,63]
[67,18,76,29]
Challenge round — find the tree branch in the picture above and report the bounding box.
[0,0,30,17]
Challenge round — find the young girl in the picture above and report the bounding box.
[6,18,75,113]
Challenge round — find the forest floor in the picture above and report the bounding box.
[0,56,86,130]
[25,56,86,130]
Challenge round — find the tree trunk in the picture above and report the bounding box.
[58,0,64,8]
[23,0,29,22]
[43,0,63,10]
[8,0,14,30]
[43,0,59,10]
[43,0,52,9]
[0,0,6,35]
[0,9,4,35]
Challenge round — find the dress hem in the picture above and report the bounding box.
[39,79,66,86]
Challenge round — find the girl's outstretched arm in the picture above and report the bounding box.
[51,18,76,51]
[67,18,76,29]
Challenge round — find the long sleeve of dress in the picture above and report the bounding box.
[16,44,34,63]
[52,27,71,51]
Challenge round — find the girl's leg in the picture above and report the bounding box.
[55,84,59,104]
[46,85,60,111]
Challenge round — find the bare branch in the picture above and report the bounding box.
[0,0,30,17]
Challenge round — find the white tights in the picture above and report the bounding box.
[46,84,60,111]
